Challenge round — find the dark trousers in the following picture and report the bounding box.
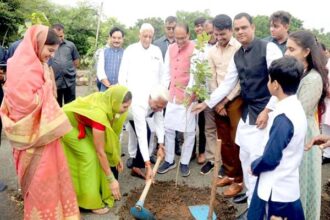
[110,166,119,180]
[248,179,305,220]
[129,120,151,168]
[198,110,206,153]
[96,79,102,91]
[192,110,206,154]
[57,84,76,107]
[215,97,243,183]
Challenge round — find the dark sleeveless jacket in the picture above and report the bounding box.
[234,38,270,125]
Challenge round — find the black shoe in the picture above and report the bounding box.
[233,193,248,204]
[236,208,248,220]
[0,181,7,192]
[322,156,330,165]
[126,158,134,169]
[218,165,225,178]
[150,155,157,164]
[200,161,214,175]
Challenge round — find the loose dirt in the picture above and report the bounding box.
[118,180,236,220]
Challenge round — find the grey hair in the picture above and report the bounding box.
[140,23,154,34]
[150,85,169,102]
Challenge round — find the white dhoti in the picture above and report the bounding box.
[164,102,196,165]
[127,122,137,158]
[146,117,157,155]
[235,116,267,206]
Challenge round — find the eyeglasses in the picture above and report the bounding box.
[166,27,175,31]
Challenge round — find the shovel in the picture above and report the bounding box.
[130,155,162,220]
[189,139,222,220]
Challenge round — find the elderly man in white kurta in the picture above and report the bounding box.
[118,23,168,180]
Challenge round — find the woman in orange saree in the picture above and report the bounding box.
[0,25,80,220]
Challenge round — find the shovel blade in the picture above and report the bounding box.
[189,205,216,220]
[130,206,156,220]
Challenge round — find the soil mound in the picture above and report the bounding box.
[119,181,237,220]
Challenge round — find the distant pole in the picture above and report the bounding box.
[95,1,103,49]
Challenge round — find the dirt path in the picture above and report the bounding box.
[1,85,330,220]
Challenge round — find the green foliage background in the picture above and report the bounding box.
[1,0,329,68]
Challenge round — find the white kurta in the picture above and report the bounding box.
[118,41,167,106]
[164,101,196,132]
[119,41,166,162]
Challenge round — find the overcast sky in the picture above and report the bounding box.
[51,0,330,32]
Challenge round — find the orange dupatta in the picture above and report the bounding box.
[0,25,79,220]
[0,25,71,149]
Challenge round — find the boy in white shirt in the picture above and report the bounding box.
[248,56,307,219]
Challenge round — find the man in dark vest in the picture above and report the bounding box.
[192,12,282,218]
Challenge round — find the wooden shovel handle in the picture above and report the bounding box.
[138,156,162,203]
[208,139,222,220]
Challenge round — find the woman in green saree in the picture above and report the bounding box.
[61,85,132,214]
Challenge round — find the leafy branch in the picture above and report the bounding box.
[185,31,212,105]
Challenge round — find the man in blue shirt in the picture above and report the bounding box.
[96,27,125,91]
[5,39,22,60]
[50,23,80,107]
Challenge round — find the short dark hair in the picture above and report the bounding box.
[175,23,189,34]
[194,17,206,26]
[213,14,232,30]
[270,11,291,25]
[165,16,177,24]
[268,56,303,95]
[123,91,132,103]
[320,42,327,52]
[234,13,253,24]
[45,29,61,45]
[52,23,64,31]
[109,27,125,37]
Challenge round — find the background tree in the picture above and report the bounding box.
[289,16,304,32]
[123,27,139,48]
[176,10,212,40]
[0,0,24,46]
[2,0,329,66]
[50,2,98,57]
[254,15,269,39]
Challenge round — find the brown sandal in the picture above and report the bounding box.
[131,167,146,180]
